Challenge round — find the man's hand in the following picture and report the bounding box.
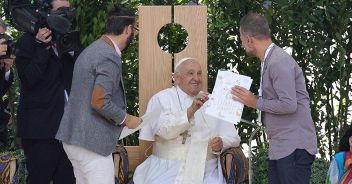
[0,39,7,56]
[209,137,223,152]
[231,86,257,109]
[187,91,209,119]
[124,114,142,129]
[0,55,15,72]
[35,28,52,44]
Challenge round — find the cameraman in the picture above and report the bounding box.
[0,19,14,97]
[0,19,14,146]
[15,0,78,183]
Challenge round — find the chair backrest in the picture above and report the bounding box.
[125,5,208,171]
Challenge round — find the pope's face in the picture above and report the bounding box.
[174,60,202,97]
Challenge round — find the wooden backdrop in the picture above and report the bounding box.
[125,5,207,171]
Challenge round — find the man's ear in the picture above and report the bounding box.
[172,73,175,82]
[173,73,180,85]
[247,35,255,47]
[246,35,252,44]
[125,25,133,35]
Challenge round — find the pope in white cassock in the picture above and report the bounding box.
[133,58,241,184]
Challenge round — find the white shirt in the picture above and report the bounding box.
[257,43,275,124]
[134,86,240,184]
[105,35,126,124]
[4,70,10,81]
[259,43,275,97]
[106,35,122,56]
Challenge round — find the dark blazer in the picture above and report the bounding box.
[15,32,77,139]
[0,67,13,97]
[0,67,13,127]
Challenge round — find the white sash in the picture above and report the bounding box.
[182,139,208,184]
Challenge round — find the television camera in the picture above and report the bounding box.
[3,0,80,56]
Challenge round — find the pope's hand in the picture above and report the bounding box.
[124,114,143,129]
[209,137,223,152]
[187,91,209,119]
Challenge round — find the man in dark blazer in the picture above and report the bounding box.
[0,58,13,145]
[0,19,13,98]
[0,61,13,98]
[15,0,79,183]
[0,19,14,145]
[0,61,13,99]
[56,6,142,184]
[232,13,317,184]
[0,48,13,98]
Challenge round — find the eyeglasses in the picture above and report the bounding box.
[132,26,139,37]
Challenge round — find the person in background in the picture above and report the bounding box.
[0,19,15,146]
[0,19,14,97]
[15,0,79,183]
[326,126,352,184]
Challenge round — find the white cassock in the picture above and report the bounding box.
[133,86,241,184]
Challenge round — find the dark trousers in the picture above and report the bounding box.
[21,138,75,184]
[268,149,315,184]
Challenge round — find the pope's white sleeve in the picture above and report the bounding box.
[155,109,193,140]
[154,95,193,140]
[139,94,193,141]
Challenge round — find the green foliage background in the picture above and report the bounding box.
[1,0,352,183]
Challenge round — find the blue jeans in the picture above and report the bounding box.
[268,149,315,184]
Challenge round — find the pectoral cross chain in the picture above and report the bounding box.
[180,130,191,144]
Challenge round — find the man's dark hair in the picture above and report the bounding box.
[106,6,136,35]
[240,13,271,39]
[339,125,352,152]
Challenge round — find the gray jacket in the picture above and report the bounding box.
[256,44,317,160]
[56,37,126,156]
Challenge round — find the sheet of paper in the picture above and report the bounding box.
[119,109,160,140]
[205,70,252,124]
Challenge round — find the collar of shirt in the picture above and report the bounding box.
[259,43,274,97]
[52,45,74,57]
[4,70,10,81]
[263,43,275,63]
[176,86,194,99]
[261,43,275,74]
[174,86,194,109]
[106,35,122,57]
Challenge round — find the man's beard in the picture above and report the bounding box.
[122,32,134,52]
[245,47,256,57]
